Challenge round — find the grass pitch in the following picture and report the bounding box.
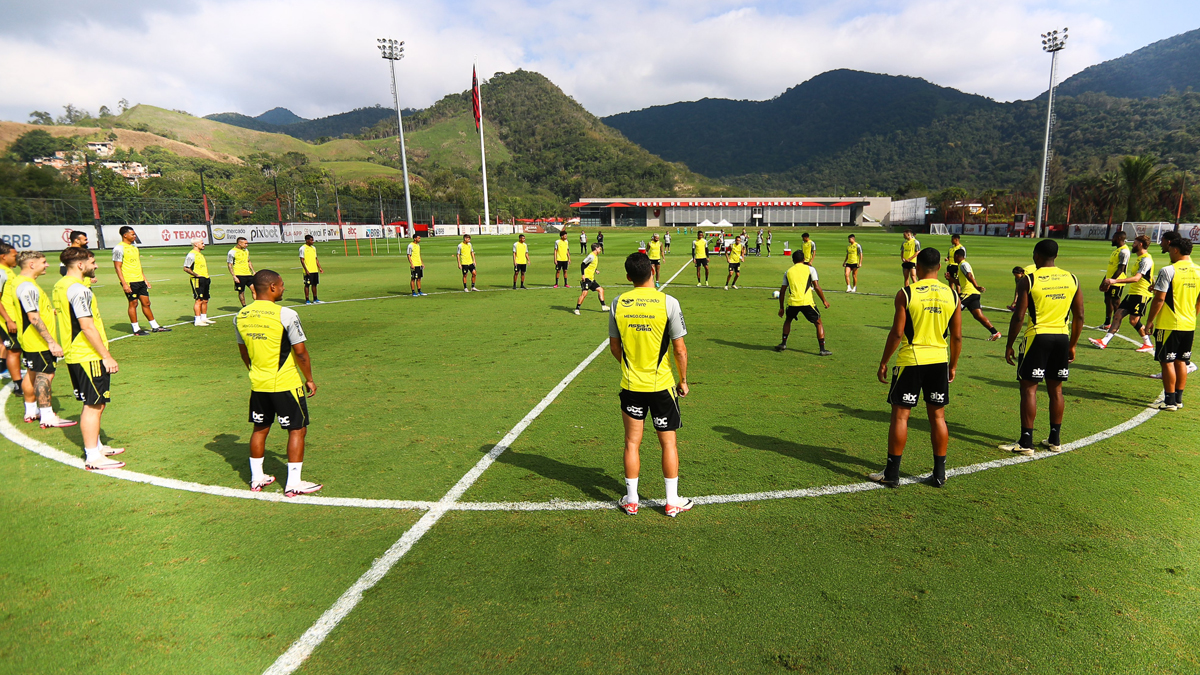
[1,229,1197,674]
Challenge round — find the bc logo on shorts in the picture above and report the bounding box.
[625,405,644,416]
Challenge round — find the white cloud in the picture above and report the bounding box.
[0,0,1180,125]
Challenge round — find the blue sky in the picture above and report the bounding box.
[0,0,1196,123]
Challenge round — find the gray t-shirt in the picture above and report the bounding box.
[234,306,306,345]
[16,280,42,314]
[1152,265,1177,293]
[608,293,687,341]
[183,251,197,269]
[111,246,128,262]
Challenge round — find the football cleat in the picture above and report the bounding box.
[463,288,470,292]
[553,284,559,288]
[472,287,480,292]
[410,293,417,298]
[930,474,946,488]
[1088,337,1107,349]
[1097,324,1110,331]
[102,445,125,457]
[600,305,610,311]
[132,329,150,336]
[664,498,694,518]
[697,282,702,287]
[867,471,897,487]
[285,480,322,497]
[419,292,427,296]
[309,299,316,303]
[23,415,39,424]
[774,343,787,352]
[574,309,581,315]
[1135,344,1155,353]
[819,349,833,357]
[250,475,276,492]
[1039,440,1063,452]
[1156,402,1179,411]
[732,285,739,289]
[724,285,729,290]
[998,442,1036,456]
[618,495,638,516]
[40,416,78,429]
[85,457,125,471]
[151,326,172,333]
[988,331,1002,342]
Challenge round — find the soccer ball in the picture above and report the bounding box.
[772,290,780,299]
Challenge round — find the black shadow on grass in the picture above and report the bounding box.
[966,375,1139,407]
[709,338,777,352]
[1069,362,1147,378]
[712,425,876,479]
[821,403,1010,447]
[204,433,286,484]
[491,445,623,501]
[550,305,604,314]
[217,306,242,312]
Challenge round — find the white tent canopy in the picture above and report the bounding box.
[716,219,733,229]
[697,219,715,228]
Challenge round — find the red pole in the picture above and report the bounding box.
[89,186,100,221]
[1065,188,1073,226]
[342,224,348,257]
[203,194,211,224]
[1177,175,1186,230]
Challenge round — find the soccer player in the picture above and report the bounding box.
[756,229,764,256]
[954,249,1001,340]
[900,229,921,286]
[457,234,479,291]
[1101,231,1131,330]
[724,235,744,290]
[945,234,965,292]
[58,230,88,276]
[299,234,324,304]
[1150,231,1198,379]
[14,251,74,428]
[183,238,213,326]
[579,229,588,255]
[553,231,572,288]
[1145,237,1199,410]
[1002,239,1084,455]
[512,233,530,289]
[692,231,710,286]
[663,231,672,254]
[1091,234,1155,352]
[0,242,21,390]
[1007,266,1028,310]
[227,237,255,307]
[55,247,123,469]
[647,234,664,287]
[775,249,832,355]
[843,234,863,292]
[766,230,772,257]
[800,232,816,265]
[113,226,169,335]
[596,230,604,252]
[575,244,609,315]
[869,247,962,487]
[407,234,426,296]
[609,252,691,517]
[235,270,321,496]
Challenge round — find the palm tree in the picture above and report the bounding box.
[1119,155,1164,223]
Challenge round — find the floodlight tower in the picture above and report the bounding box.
[1035,27,1067,238]
[377,38,414,235]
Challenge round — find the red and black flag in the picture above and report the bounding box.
[471,66,482,130]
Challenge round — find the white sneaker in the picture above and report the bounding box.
[1039,439,1063,452]
[697,282,702,287]
[998,442,1035,456]
[285,480,322,497]
[85,456,125,471]
[1157,402,1179,411]
[724,285,729,290]
[574,309,581,315]
[102,445,125,456]
[600,305,610,311]
[732,285,739,289]
[250,475,276,492]
[665,499,694,518]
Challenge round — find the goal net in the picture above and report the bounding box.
[930,223,949,235]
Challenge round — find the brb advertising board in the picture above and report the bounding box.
[283,223,340,243]
[0,225,99,250]
[340,224,383,240]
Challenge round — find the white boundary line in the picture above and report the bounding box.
[260,258,695,674]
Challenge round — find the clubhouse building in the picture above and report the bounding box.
[571,197,893,228]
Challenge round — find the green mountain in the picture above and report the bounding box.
[1055,27,1200,99]
[203,106,412,141]
[256,107,305,125]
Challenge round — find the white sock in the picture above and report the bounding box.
[195,317,203,325]
[24,402,37,417]
[1144,334,1153,345]
[131,322,140,333]
[85,445,103,462]
[287,462,302,489]
[149,320,160,329]
[39,406,54,421]
[202,314,207,321]
[665,476,679,505]
[625,477,638,503]
[250,457,265,482]
[1101,333,1114,345]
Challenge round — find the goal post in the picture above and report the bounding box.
[930,223,949,235]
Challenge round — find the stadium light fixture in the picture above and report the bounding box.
[1034,27,1067,237]
[377,38,414,234]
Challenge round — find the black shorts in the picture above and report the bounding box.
[728,263,740,273]
[887,363,950,408]
[514,264,527,274]
[695,258,708,268]
[1017,333,1071,383]
[460,264,476,274]
[249,388,310,430]
[649,258,661,267]
[1104,284,1124,303]
[190,277,211,300]
[901,262,916,271]
[581,278,601,292]
[234,275,255,292]
[0,327,18,352]
[22,350,55,374]
[844,263,859,270]
[556,260,570,271]
[945,264,959,279]
[1118,293,1148,318]
[785,305,821,324]
[1153,329,1194,364]
[961,293,982,312]
[304,272,320,287]
[410,266,424,280]
[619,388,682,432]
[124,281,149,300]
[68,360,111,406]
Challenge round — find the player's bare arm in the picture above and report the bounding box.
[1005,277,1031,365]
[777,283,788,317]
[878,290,907,383]
[114,260,130,292]
[672,337,688,397]
[292,343,317,398]
[0,301,16,334]
[1067,286,1085,362]
[948,302,963,382]
[967,271,984,293]
[26,310,63,358]
[77,316,118,373]
[813,280,830,309]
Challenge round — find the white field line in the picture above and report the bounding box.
[263,258,694,674]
